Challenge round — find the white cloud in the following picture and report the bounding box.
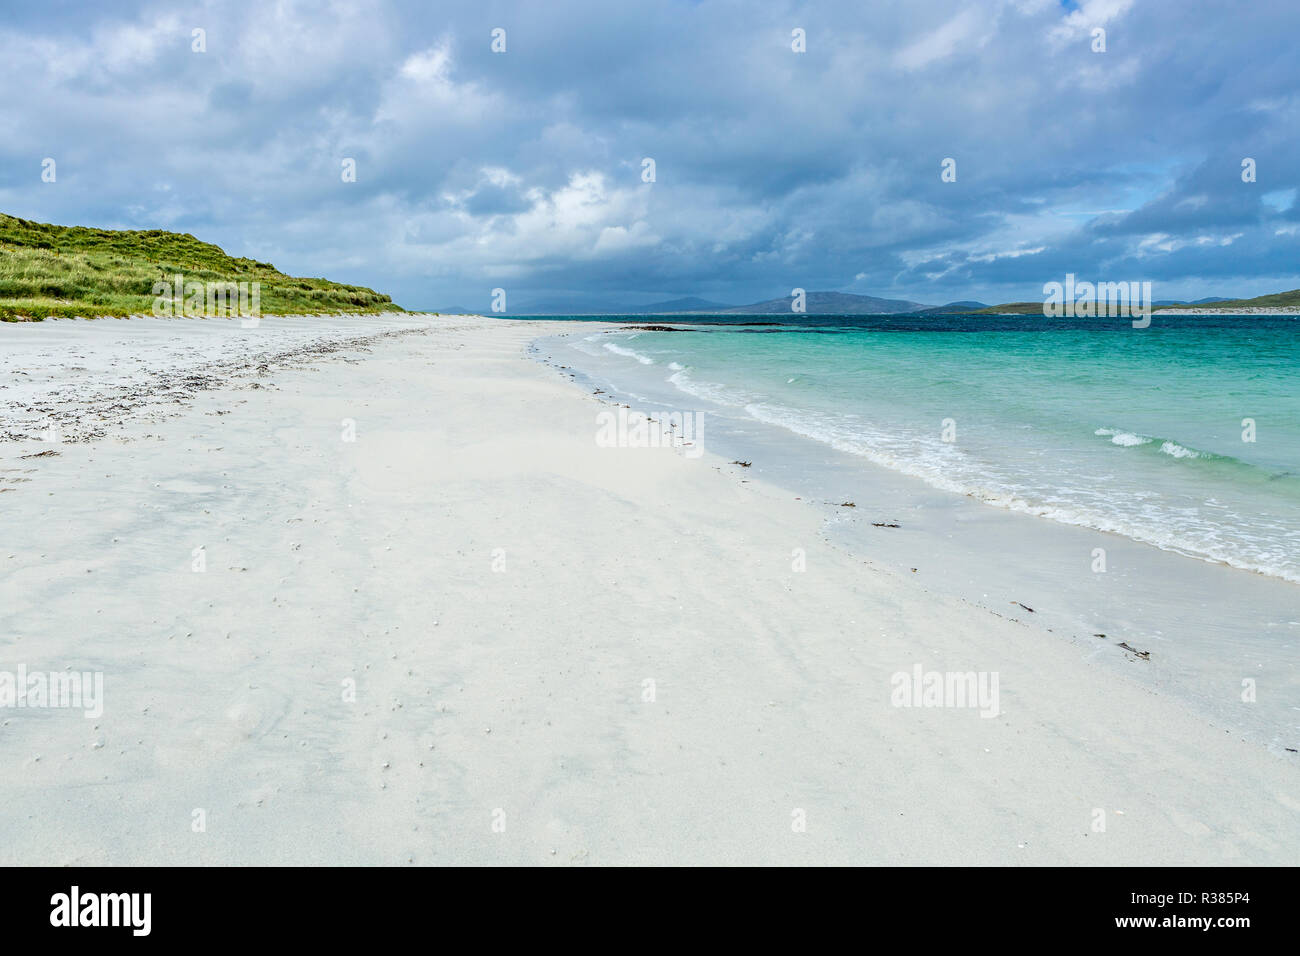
[894,9,992,70]
[1047,0,1134,46]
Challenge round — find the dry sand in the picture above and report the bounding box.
[0,313,1296,865]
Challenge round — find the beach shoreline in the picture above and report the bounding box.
[536,323,1300,755]
[1,314,1296,865]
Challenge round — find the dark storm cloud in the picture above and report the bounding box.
[1,0,1296,310]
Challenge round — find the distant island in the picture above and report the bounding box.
[451,288,1300,317]
[971,291,1300,315]
[0,214,401,321]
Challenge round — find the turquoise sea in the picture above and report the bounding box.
[548,314,1300,583]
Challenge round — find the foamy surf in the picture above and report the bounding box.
[740,404,1300,583]
[603,342,655,364]
[1096,428,1151,447]
[551,317,1300,585]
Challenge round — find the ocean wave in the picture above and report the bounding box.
[666,368,754,407]
[735,407,1300,583]
[603,343,655,365]
[1094,427,1242,464]
[1159,440,1203,459]
[1095,427,1151,447]
[743,401,979,495]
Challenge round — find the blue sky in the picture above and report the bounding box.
[2,0,1297,311]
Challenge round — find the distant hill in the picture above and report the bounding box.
[912,300,989,315]
[0,213,401,320]
[723,291,931,314]
[971,302,1062,315]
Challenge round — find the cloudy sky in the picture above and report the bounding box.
[2,0,1297,311]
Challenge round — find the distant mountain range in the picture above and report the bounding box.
[436,290,1300,316]
[442,291,991,315]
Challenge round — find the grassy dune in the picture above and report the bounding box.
[0,214,401,320]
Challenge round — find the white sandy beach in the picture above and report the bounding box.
[1,313,1297,865]
[1151,307,1300,315]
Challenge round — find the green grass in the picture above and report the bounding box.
[0,213,402,321]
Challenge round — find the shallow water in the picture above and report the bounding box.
[551,314,1300,583]
[535,314,1300,751]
